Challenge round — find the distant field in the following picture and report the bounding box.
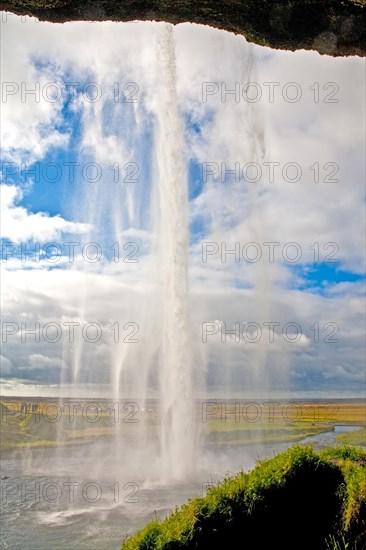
[0,398,364,451]
[202,400,365,445]
[0,398,149,450]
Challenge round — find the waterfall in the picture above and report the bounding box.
[154,24,196,481]
[62,23,197,482]
[62,22,265,483]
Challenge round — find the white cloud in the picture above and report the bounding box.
[321,364,365,381]
[1,184,90,243]
[28,353,63,369]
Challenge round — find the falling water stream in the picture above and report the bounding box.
[57,20,269,485]
[154,24,196,480]
[61,23,198,483]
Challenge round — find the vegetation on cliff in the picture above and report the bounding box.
[122,445,366,549]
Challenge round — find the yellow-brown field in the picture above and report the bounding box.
[0,398,364,450]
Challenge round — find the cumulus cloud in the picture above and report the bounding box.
[321,364,365,381]
[27,354,63,369]
[0,184,90,243]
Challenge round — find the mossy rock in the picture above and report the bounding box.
[9,0,70,8]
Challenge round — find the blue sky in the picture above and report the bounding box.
[292,264,365,294]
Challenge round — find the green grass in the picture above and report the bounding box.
[336,428,366,447]
[123,446,366,550]
[320,446,366,549]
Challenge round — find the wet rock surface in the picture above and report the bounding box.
[2,1,365,56]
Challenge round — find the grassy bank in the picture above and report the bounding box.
[205,419,332,445]
[337,428,366,447]
[122,446,366,550]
